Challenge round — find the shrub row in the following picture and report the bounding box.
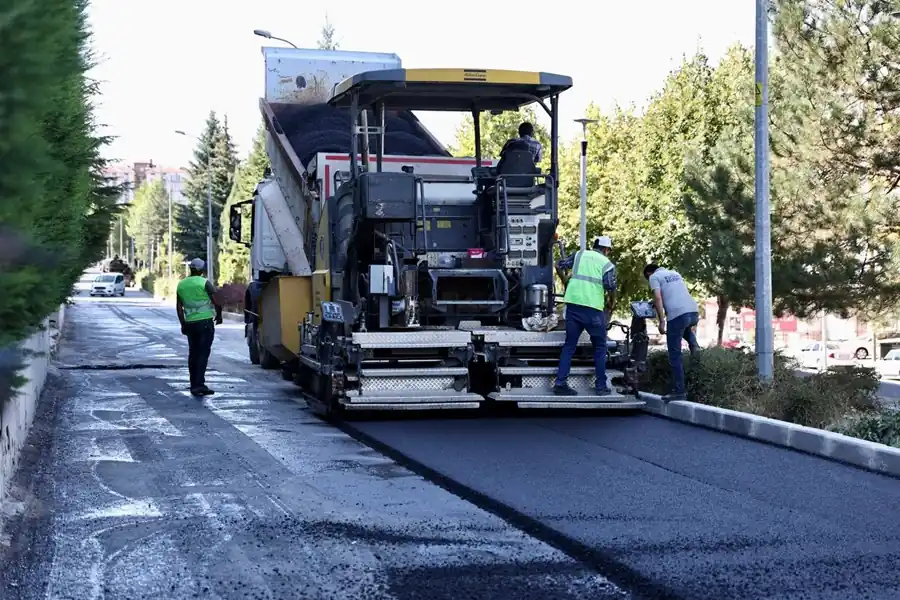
[138,270,246,314]
[642,347,897,447]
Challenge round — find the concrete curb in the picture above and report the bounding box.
[639,392,900,478]
[1,305,65,502]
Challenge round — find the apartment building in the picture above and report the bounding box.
[102,162,189,206]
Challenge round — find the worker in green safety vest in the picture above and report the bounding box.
[553,236,617,396]
[176,258,223,397]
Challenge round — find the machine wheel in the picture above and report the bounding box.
[247,324,261,365]
[855,347,869,360]
[281,360,297,382]
[257,324,280,370]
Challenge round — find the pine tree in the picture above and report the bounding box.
[175,111,223,268]
[318,15,338,50]
[219,125,269,284]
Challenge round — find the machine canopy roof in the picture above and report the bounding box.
[328,68,573,112]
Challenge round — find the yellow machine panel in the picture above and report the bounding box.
[259,276,312,362]
[312,201,332,324]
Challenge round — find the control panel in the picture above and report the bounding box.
[504,214,546,267]
[630,301,657,319]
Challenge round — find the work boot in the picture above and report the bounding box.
[199,385,215,396]
[553,383,579,396]
[190,387,205,397]
[594,387,612,396]
[662,391,687,403]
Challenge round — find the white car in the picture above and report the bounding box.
[89,274,126,297]
[798,341,840,370]
[876,349,900,379]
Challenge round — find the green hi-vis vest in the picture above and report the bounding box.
[563,250,612,311]
[177,276,215,322]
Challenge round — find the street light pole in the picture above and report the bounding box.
[253,29,299,48]
[167,179,173,280]
[206,164,214,284]
[574,118,598,252]
[754,0,774,381]
[175,129,215,284]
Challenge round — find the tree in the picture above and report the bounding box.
[125,179,170,266]
[174,111,237,281]
[318,15,338,50]
[451,107,550,169]
[219,126,270,284]
[0,0,121,349]
[555,53,731,307]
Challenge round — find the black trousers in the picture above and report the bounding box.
[185,319,215,389]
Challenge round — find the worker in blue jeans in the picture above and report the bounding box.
[553,236,617,396]
[644,264,700,402]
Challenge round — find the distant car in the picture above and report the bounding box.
[798,341,840,370]
[90,274,125,297]
[875,349,900,379]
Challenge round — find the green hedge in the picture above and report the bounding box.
[0,0,121,349]
[135,270,179,300]
[642,348,894,445]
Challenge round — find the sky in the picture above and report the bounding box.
[86,0,755,169]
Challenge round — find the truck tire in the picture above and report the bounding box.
[256,323,280,370]
[247,324,261,365]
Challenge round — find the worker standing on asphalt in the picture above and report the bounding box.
[176,258,223,397]
[553,236,617,397]
[643,263,700,402]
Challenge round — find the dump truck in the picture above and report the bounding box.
[229,45,650,415]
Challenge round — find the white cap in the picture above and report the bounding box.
[594,235,612,249]
[189,258,206,270]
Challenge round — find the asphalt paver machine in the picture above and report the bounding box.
[231,48,648,415]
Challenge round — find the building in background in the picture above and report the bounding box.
[144,165,189,206]
[102,161,190,265]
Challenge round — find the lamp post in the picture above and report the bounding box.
[574,118,598,252]
[175,130,214,284]
[253,29,299,48]
[754,0,774,381]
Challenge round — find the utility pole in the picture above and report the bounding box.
[175,129,215,284]
[168,177,174,280]
[206,163,214,285]
[754,0,774,381]
[574,118,598,251]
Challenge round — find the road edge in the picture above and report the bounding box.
[639,392,900,478]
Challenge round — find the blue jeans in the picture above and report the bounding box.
[667,311,700,394]
[555,303,608,390]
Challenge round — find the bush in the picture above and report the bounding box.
[216,282,246,313]
[830,410,900,449]
[135,270,179,300]
[643,347,880,430]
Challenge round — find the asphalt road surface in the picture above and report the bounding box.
[0,291,625,600]
[3,288,900,599]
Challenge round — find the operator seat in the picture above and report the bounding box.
[494,140,538,189]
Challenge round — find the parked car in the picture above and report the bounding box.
[798,341,840,370]
[835,336,874,360]
[89,273,125,297]
[875,348,900,379]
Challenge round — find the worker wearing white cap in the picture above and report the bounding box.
[175,258,223,397]
[553,235,617,396]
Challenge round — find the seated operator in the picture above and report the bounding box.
[500,122,543,165]
[553,236,617,397]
